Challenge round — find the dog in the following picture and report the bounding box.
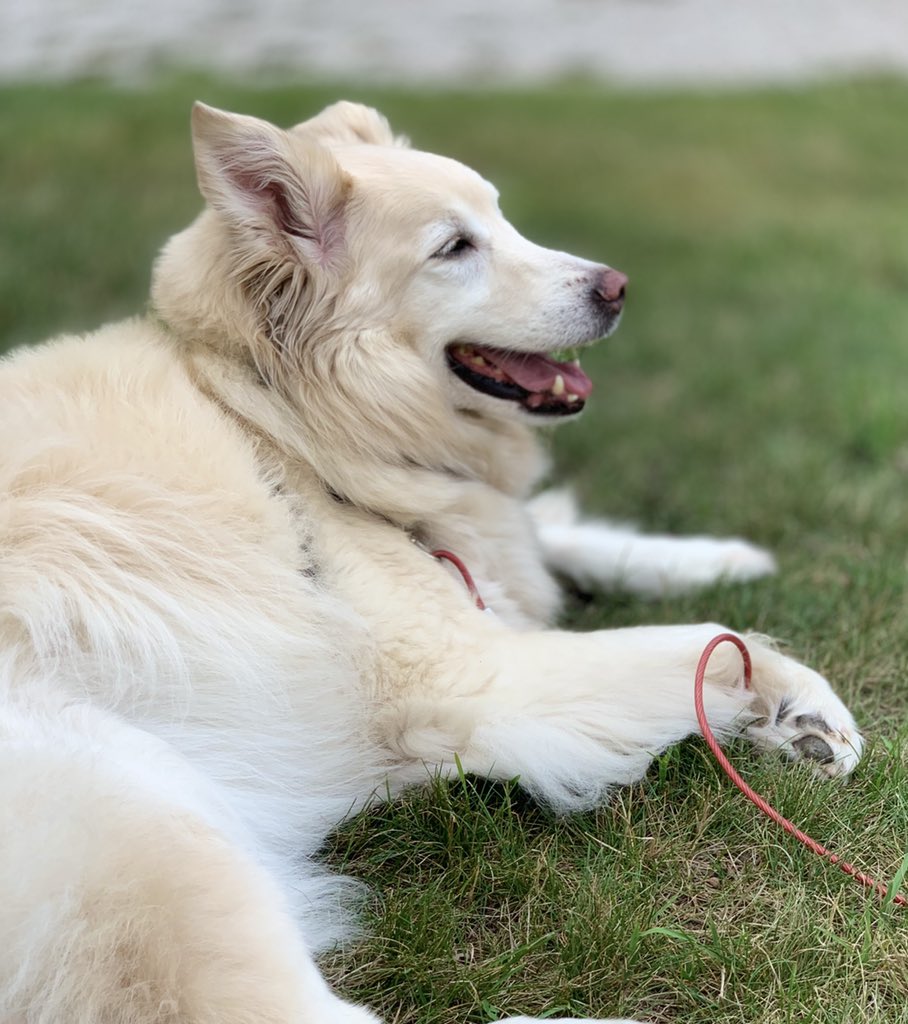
[0,100,862,1024]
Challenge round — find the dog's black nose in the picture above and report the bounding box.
[592,268,628,314]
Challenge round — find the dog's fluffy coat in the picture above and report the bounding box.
[0,101,862,1024]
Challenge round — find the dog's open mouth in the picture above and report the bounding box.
[446,343,593,416]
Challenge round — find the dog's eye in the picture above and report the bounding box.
[433,236,473,259]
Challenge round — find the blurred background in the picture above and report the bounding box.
[2,0,908,85]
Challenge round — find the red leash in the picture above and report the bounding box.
[434,551,905,907]
[695,633,907,908]
[432,549,487,610]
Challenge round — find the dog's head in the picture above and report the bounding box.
[153,102,626,498]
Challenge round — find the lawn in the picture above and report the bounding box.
[2,78,907,1023]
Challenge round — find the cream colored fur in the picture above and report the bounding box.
[0,101,862,1024]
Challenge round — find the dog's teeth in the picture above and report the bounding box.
[567,394,579,404]
[570,359,581,367]
[552,374,565,396]
[457,345,469,355]
[472,356,487,367]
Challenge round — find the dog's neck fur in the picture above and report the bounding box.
[151,213,550,528]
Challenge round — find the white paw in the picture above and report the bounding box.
[536,523,777,598]
[666,537,777,592]
[747,664,864,779]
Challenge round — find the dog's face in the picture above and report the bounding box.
[320,142,626,420]
[187,101,626,427]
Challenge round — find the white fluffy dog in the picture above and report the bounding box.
[0,101,862,1024]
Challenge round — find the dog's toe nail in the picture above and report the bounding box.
[792,734,835,764]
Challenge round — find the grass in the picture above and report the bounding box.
[2,77,908,1023]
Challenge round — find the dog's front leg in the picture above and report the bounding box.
[528,490,776,597]
[388,620,862,811]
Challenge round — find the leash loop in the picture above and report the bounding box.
[695,633,906,908]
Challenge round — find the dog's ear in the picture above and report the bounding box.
[191,102,351,269]
[292,101,409,149]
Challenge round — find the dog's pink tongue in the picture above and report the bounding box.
[480,348,593,399]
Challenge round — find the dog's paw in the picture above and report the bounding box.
[669,537,776,592]
[536,524,777,598]
[747,664,863,779]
